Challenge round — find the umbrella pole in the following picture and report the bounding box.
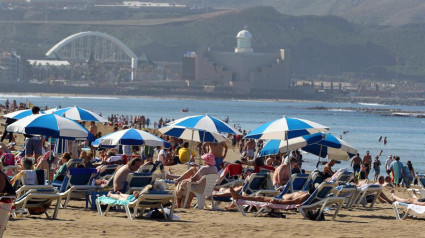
[47,137,53,185]
[199,130,206,167]
[286,131,293,193]
[316,145,323,169]
[188,130,194,169]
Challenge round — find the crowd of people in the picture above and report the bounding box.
[0,100,424,223]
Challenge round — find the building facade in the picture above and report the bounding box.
[182,29,291,94]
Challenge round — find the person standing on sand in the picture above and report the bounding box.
[24,106,44,159]
[362,151,372,179]
[203,141,228,170]
[351,153,362,175]
[243,139,256,161]
[390,156,403,187]
[373,156,381,181]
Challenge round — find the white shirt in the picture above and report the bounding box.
[157,149,167,163]
[385,158,393,170]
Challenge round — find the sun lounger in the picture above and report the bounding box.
[13,188,62,219]
[350,184,382,208]
[211,173,275,210]
[123,172,154,193]
[407,175,425,199]
[276,173,311,198]
[52,168,99,208]
[333,184,357,208]
[393,201,425,220]
[96,191,176,220]
[234,182,345,220]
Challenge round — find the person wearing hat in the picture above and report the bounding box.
[174,152,218,208]
[362,151,372,179]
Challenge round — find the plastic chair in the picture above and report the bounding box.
[184,174,219,209]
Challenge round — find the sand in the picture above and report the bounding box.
[2,118,424,238]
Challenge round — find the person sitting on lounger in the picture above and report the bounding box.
[174,152,218,208]
[229,186,311,205]
[113,157,143,192]
[390,190,425,206]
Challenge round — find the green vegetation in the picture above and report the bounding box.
[0,6,424,80]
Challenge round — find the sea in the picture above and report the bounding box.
[1,94,425,175]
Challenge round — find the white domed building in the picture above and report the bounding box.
[235,30,253,54]
[182,29,291,95]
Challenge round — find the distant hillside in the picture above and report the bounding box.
[179,0,425,26]
[0,6,424,80]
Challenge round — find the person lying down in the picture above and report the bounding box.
[107,185,152,201]
[229,187,312,205]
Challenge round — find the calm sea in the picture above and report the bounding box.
[2,94,425,175]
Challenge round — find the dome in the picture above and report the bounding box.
[236,30,252,38]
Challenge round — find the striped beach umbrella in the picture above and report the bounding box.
[3,109,45,120]
[259,133,324,157]
[302,134,358,161]
[6,114,95,141]
[245,116,329,140]
[92,128,170,148]
[167,114,240,135]
[53,106,108,122]
[158,126,226,143]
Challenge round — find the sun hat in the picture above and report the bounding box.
[201,152,216,166]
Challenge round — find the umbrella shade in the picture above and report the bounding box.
[168,114,240,135]
[53,106,108,122]
[92,128,170,148]
[3,109,45,120]
[158,126,226,143]
[259,133,324,157]
[301,134,358,161]
[245,116,329,140]
[6,114,95,141]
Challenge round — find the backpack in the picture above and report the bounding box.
[306,209,325,221]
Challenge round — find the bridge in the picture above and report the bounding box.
[46,31,138,80]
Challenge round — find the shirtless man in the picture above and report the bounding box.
[243,139,256,161]
[203,141,228,170]
[89,121,98,156]
[273,158,298,189]
[229,187,310,205]
[363,151,372,179]
[323,160,336,177]
[351,153,362,175]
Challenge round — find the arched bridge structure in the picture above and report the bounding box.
[46,31,138,80]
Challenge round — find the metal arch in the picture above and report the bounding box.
[46,31,138,80]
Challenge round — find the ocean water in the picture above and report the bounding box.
[2,94,425,175]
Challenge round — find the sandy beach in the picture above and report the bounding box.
[1,115,424,238]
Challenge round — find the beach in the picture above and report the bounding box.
[4,194,423,238]
[1,101,425,237]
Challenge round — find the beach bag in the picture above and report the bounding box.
[1,153,15,166]
[28,202,51,215]
[306,209,325,221]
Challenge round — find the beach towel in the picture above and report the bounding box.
[407,204,425,214]
[97,194,136,206]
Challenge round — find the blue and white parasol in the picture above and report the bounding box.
[53,106,108,122]
[92,128,170,148]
